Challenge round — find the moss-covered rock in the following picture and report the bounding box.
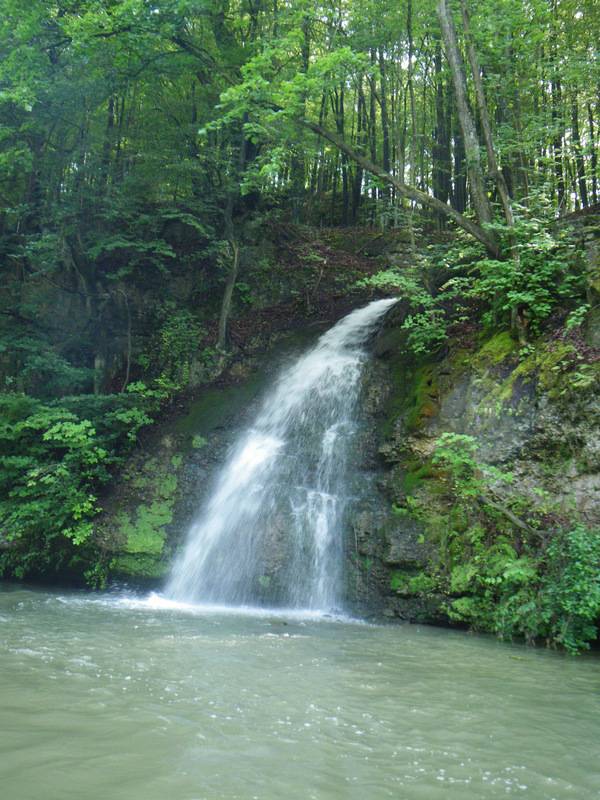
[351,315,600,629]
[91,332,308,586]
[95,450,180,583]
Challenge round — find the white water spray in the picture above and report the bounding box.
[166,298,396,611]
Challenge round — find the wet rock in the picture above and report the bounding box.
[348,317,600,625]
[383,519,428,567]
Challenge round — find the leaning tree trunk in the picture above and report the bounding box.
[304,120,500,255]
[437,0,495,233]
[217,238,239,352]
[459,0,514,228]
[217,198,240,352]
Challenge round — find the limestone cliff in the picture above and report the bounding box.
[347,305,600,630]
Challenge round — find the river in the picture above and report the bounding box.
[1,585,599,800]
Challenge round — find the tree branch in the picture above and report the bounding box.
[303,119,500,256]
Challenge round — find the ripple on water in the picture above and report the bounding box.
[0,586,599,800]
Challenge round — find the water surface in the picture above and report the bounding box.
[1,586,599,800]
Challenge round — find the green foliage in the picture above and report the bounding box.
[391,570,438,594]
[565,304,591,332]
[537,526,600,653]
[470,218,585,331]
[357,269,447,355]
[412,433,600,653]
[361,212,589,362]
[135,304,222,394]
[431,433,481,494]
[0,387,163,580]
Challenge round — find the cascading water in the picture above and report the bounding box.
[166,298,396,611]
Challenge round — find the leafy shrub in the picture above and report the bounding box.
[468,217,584,332]
[538,526,600,653]
[357,269,447,355]
[136,304,204,385]
[0,387,162,580]
[412,433,600,653]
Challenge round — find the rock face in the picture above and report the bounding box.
[95,299,599,630]
[341,304,600,622]
[93,329,331,587]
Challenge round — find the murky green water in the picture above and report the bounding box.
[1,586,599,800]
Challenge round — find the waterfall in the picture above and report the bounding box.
[166,298,396,611]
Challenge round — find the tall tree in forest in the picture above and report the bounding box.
[436,0,494,230]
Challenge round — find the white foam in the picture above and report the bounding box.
[116,592,361,624]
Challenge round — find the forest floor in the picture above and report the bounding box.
[205,225,426,354]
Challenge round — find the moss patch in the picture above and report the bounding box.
[101,447,181,582]
[405,366,440,431]
[175,371,266,442]
[381,360,440,438]
[403,462,437,495]
[118,502,171,555]
[473,331,516,367]
[110,553,169,580]
[473,339,582,410]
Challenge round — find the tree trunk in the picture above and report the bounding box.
[352,78,366,222]
[433,43,451,222]
[304,120,500,255]
[407,0,418,192]
[217,238,239,351]
[100,95,115,191]
[437,0,495,231]
[368,49,378,213]
[571,96,588,208]
[378,46,391,200]
[289,13,310,221]
[333,86,349,225]
[589,102,598,205]
[552,76,565,210]
[459,0,514,227]
[452,111,467,213]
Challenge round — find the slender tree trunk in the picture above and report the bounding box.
[452,112,467,213]
[189,80,204,199]
[217,199,240,351]
[290,13,310,221]
[217,237,240,351]
[552,76,565,210]
[407,0,418,192]
[589,102,599,204]
[512,84,530,202]
[418,64,428,192]
[100,96,115,191]
[334,86,349,224]
[433,43,451,221]
[437,0,494,230]
[459,0,514,227]
[399,76,408,188]
[120,289,132,393]
[368,50,378,213]
[114,93,126,184]
[378,46,391,201]
[352,79,366,222]
[571,95,588,208]
[314,91,328,199]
